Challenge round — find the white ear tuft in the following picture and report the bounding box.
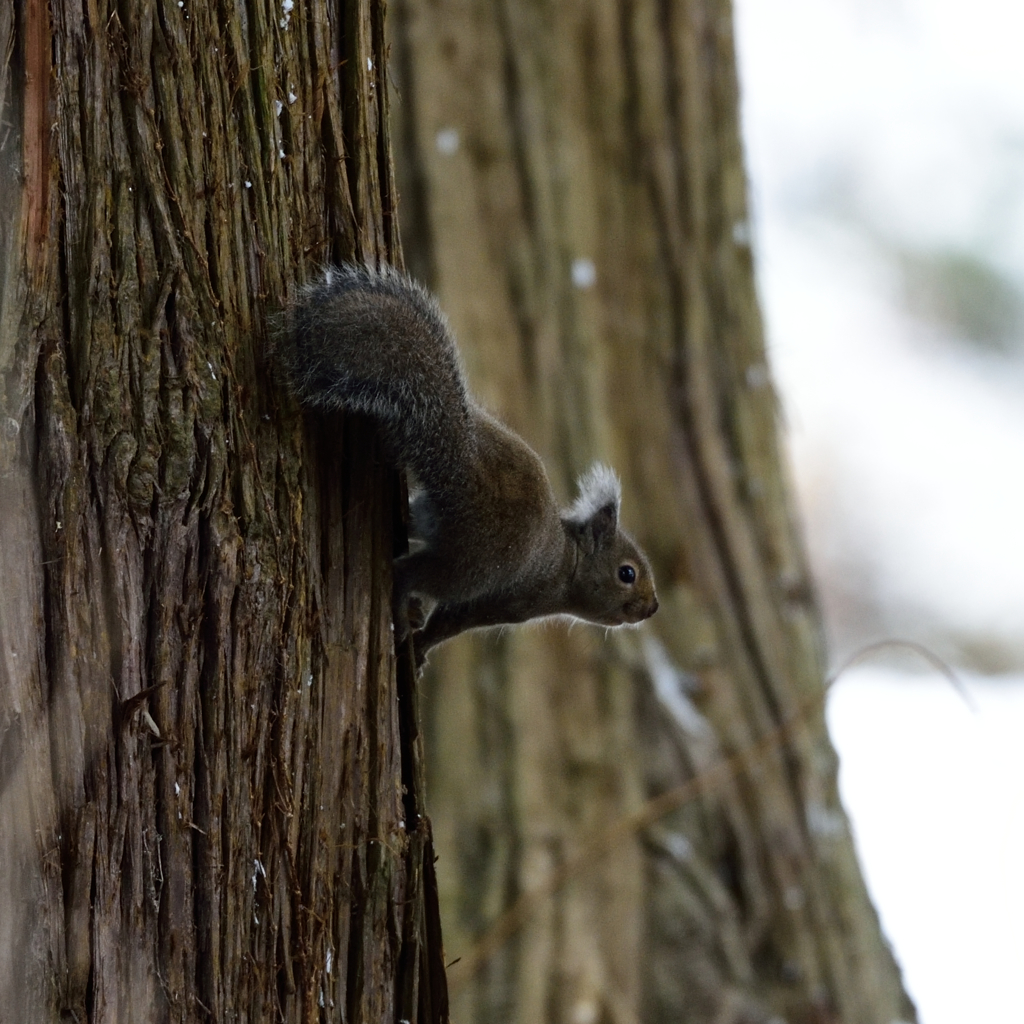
[566,462,621,523]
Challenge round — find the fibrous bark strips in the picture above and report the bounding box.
[0,2,446,1021]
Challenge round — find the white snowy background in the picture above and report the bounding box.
[732,0,1024,1020]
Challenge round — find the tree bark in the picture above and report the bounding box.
[389,1,915,1023]
[0,2,446,1021]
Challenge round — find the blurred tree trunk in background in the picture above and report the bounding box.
[390,1,916,1023]
[0,2,446,1021]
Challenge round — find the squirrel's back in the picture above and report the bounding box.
[277,263,472,492]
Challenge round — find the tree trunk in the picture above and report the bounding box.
[0,2,446,1021]
[389,1,915,1023]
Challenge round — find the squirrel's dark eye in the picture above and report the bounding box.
[618,564,636,585]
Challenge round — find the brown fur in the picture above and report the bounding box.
[277,263,658,665]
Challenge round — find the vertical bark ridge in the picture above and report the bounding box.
[0,1,448,1021]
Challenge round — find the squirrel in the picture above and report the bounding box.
[276,262,658,666]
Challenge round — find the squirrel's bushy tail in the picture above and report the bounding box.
[277,263,472,490]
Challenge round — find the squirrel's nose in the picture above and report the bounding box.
[647,597,659,618]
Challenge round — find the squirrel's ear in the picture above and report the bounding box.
[565,463,621,552]
[585,502,619,551]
